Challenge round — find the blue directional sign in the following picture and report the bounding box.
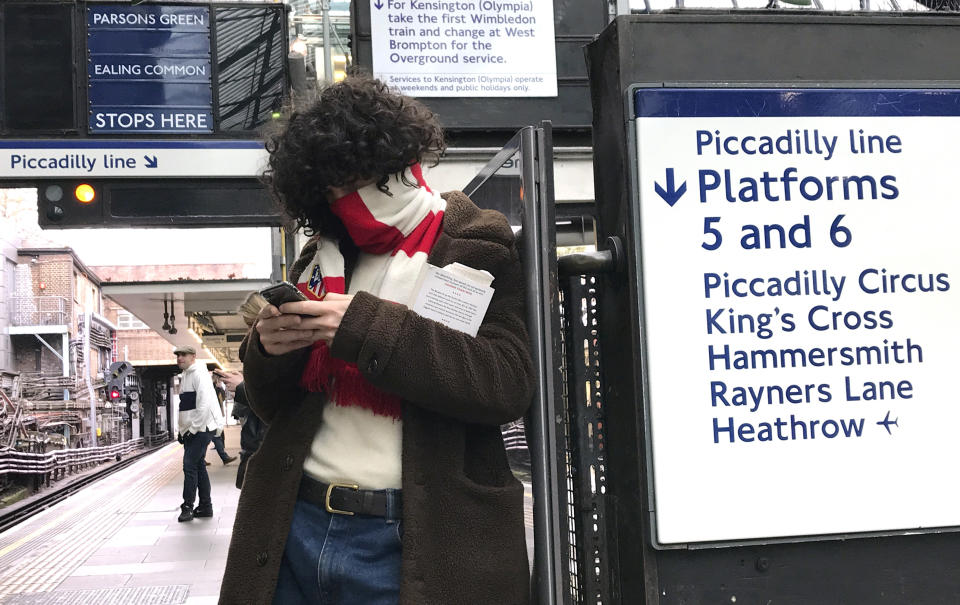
[87,5,212,134]
[89,56,211,81]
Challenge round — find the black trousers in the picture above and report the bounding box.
[182,430,213,507]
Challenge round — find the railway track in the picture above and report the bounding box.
[0,442,169,534]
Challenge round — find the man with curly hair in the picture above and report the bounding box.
[220,74,534,605]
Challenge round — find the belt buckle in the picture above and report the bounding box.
[325,482,359,515]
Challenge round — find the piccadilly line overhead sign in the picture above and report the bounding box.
[633,88,960,547]
[0,140,267,178]
[87,4,213,133]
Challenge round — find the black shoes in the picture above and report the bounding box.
[222,455,238,465]
[193,505,214,518]
[178,504,194,523]
[179,503,214,521]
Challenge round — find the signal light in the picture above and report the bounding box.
[74,183,96,203]
[38,180,105,227]
[109,388,121,400]
[44,184,63,202]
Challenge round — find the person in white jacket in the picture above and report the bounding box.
[175,345,224,522]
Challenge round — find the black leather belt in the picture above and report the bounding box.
[298,475,402,520]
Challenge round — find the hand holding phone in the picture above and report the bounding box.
[258,282,308,307]
[255,282,321,356]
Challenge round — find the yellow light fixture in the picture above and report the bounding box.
[74,183,96,203]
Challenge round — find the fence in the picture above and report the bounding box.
[556,274,613,604]
[9,296,68,327]
[0,432,170,480]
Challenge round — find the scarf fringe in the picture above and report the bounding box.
[299,341,335,392]
[300,342,403,419]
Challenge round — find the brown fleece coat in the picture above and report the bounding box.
[219,192,534,605]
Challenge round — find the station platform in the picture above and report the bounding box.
[0,426,535,604]
[0,426,243,605]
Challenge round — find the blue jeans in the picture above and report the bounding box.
[273,498,402,605]
[181,430,213,507]
[211,433,229,461]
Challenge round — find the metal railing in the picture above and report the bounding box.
[9,296,68,327]
[0,431,170,476]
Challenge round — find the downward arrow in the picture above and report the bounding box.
[654,168,686,207]
[373,0,384,8]
[144,155,158,169]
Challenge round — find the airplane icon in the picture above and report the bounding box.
[877,411,899,435]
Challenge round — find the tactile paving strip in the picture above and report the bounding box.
[0,584,188,604]
[0,445,183,597]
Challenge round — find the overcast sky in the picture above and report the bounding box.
[56,227,274,277]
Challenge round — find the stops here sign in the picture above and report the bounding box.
[635,88,960,546]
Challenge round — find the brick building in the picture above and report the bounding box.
[10,247,114,385]
[102,298,188,367]
[0,189,262,445]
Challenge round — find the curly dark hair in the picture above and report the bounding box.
[262,74,445,238]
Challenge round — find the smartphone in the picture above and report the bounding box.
[258,282,308,307]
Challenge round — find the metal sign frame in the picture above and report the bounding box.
[587,12,960,604]
[464,122,567,605]
[0,1,290,228]
[0,1,289,139]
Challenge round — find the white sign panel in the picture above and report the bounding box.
[634,88,960,546]
[370,0,557,97]
[0,140,267,178]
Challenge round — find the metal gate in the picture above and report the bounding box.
[464,123,619,605]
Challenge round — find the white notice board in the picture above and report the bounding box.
[634,88,960,546]
[370,0,557,97]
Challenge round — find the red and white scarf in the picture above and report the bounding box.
[297,164,445,419]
